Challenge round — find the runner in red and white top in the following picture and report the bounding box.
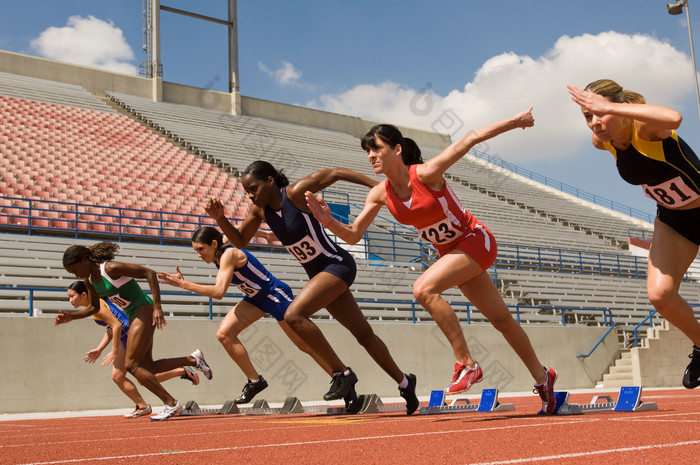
[306,108,559,414]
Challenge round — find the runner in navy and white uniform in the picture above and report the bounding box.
[206,162,419,415]
[158,226,333,404]
[569,79,700,389]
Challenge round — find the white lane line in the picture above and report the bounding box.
[467,439,700,465]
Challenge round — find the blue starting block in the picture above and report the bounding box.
[419,388,515,415]
[547,386,658,415]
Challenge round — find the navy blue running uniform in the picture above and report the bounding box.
[263,188,356,286]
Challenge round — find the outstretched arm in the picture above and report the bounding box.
[287,168,379,207]
[54,279,101,325]
[567,85,682,139]
[205,197,264,247]
[305,183,385,245]
[418,108,535,186]
[158,250,240,300]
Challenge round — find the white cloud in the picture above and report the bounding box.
[259,60,315,90]
[30,15,137,75]
[309,32,693,161]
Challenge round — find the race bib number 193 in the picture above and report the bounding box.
[285,235,320,264]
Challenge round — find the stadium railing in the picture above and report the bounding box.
[469,148,656,224]
[0,194,663,280]
[1,285,614,328]
[633,306,700,347]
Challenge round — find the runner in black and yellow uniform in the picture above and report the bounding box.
[568,79,700,388]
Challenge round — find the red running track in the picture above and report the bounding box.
[2,389,699,465]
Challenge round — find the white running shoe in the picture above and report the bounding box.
[191,349,213,380]
[149,401,183,421]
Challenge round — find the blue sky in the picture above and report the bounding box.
[2,1,700,218]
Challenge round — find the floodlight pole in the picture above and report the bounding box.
[669,0,700,122]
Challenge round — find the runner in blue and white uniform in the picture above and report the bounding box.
[206,161,419,415]
[159,226,333,404]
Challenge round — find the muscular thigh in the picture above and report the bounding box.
[414,249,485,294]
[125,305,155,362]
[219,301,265,336]
[649,218,699,292]
[286,272,348,318]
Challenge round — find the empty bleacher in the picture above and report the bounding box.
[1,71,698,347]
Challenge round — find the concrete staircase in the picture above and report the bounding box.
[599,320,693,388]
[599,351,634,388]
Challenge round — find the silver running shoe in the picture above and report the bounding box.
[149,401,183,421]
[190,349,213,380]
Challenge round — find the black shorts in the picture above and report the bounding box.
[301,248,357,287]
[657,205,700,245]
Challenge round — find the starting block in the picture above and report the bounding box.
[326,393,407,415]
[243,397,326,415]
[419,388,515,415]
[548,386,658,415]
[180,400,239,416]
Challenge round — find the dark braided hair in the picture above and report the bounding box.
[62,241,120,268]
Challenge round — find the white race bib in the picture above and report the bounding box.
[107,294,131,310]
[237,282,260,297]
[285,235,321,264]
[643,176,699,208]
[417,218,463,245]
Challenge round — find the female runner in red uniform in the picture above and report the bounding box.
[306,108,558,413]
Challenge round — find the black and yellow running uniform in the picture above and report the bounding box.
[603,123,700,244]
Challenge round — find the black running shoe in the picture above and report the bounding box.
[344,387,362,414]
[682,346,700,389]
[323,368,358,401]
[234,376,268,404]
[399,373,420,415]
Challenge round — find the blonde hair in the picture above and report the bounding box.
[584,79,646,104]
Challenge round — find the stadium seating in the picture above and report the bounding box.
[1,72,699,349]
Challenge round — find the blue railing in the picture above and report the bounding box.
[0,194,664,281]
[0,286,248,319]
[4,285,614,328]
[633,306,700,347]
[468,148,656,224]
[577,322,618,359]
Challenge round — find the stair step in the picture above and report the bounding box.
[600,379,634,389]
[603,371,634,381]
[609,365,633,375]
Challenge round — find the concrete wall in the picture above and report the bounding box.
[632,320,693,387]
[0,50,450,151]
[0,50,152,98]
[1,316,617,414]
[240,96,451,149]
